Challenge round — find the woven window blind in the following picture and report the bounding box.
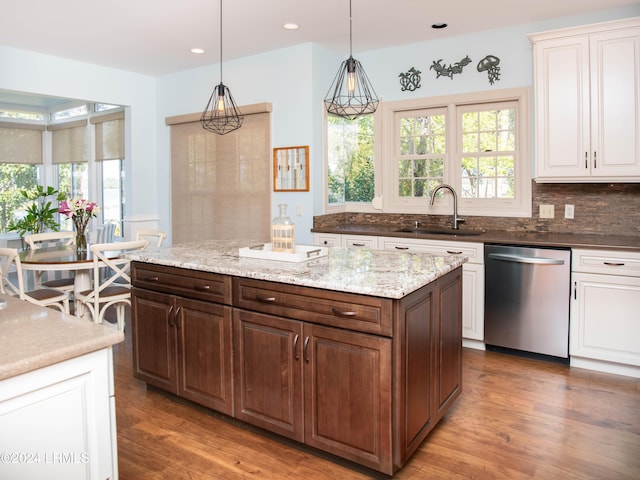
[0,122,44,164]
[91,111,125,161]
[167,104,271,244]
[48,119,88,164]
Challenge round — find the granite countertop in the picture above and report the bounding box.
[127,239,467,299]
[312,224,640,251]
[0,294,124,381]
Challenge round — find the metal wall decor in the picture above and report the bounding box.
[399,67,422,91]
[477,55,501,84]
[430,55,471,79]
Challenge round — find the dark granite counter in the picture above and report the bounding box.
[311,224,640,251]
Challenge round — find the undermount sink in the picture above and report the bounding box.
[394,228,482,237]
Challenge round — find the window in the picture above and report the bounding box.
[0,102,126,237]
[459,102,516,200]
[326,114,375,207]
[397,109,445,199]
[378,87,531,217]
[0,123,44,232]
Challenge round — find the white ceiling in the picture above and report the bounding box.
[2,0,637,78]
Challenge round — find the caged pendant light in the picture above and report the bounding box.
[324,0,379,120]
[201,0,243,135]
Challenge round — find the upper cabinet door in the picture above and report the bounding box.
[590,27,640,177]
[531,19,640,182]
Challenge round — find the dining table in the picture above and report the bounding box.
[18,245,114,318]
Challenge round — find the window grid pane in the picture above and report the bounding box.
[397,113,445,198]
[460,107,516,199]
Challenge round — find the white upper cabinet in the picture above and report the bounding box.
[530,18,640,182]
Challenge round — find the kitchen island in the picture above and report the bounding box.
[0,294,124,480]
[128,240,466,475]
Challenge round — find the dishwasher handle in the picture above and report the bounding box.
[488,252,565,265]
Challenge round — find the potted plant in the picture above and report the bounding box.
[7,185,66,245]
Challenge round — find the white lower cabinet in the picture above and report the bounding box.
[314,233,485,346]
[571,249,640,377]
[0,348,117,480]
[379,237,484,347]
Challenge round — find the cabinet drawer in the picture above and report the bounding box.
[379,237,483,264]
[572,249,640,277]
[132,262,232,304]
[233,278,393,336]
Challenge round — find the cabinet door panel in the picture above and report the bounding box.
[591,28,640,176]
[535,36,590,177]
[571,273,640,366]
[304,323,392,473]
[178,298,234,415]
[132,288,177,392]
[233,309,303,441]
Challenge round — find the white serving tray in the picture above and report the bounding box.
[239,243,328,263]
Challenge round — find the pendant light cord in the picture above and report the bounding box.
[219,0,223,81]
[349,0,353,57]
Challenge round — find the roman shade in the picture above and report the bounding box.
[91,111,125,161]
[0,122,44,164]
[167,103,272,244]
[48,119,88,164]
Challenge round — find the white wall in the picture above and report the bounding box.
[1,6,638,245]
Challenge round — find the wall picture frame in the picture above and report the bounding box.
[273,145,309,192]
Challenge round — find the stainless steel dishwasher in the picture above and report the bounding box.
[484,244,571,361]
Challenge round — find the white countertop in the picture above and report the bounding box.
[0,294,124,381]
[126,239,467,299]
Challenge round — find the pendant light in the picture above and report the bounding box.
[201,0,243,135]
[324,0,379,120]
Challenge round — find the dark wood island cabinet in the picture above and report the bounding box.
[129,242,463,475]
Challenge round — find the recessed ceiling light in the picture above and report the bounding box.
[283,23,299,30]
[431,23,448,29]
[190,48,205,54]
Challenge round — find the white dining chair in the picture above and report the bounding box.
[0,247,70,314]
[136,229,167,248]
[24,231,76,292]
[74,240,148,331]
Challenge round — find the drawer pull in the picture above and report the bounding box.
[306,248,322,258]
[447,250,463,255]
[332,307,356,317]
[603,261,625,267]
[351,243,366,247]
[255,294,277,303]
[303,336,310,363]
[193,285,211,291]
[293,334,300,361]
[144,276,160,282]
[395,246,409,250]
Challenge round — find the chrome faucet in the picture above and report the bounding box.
[430,184,465,230]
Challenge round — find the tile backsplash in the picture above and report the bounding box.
[314,182,640,237]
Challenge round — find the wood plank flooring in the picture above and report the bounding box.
[112,314,640,479]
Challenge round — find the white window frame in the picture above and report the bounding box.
[322,106,383,215]
[381,87,531,217]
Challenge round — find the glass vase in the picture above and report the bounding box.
[76,231,87,254]
[271,203,295,253]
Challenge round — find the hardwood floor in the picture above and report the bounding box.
[112,312,640,479]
